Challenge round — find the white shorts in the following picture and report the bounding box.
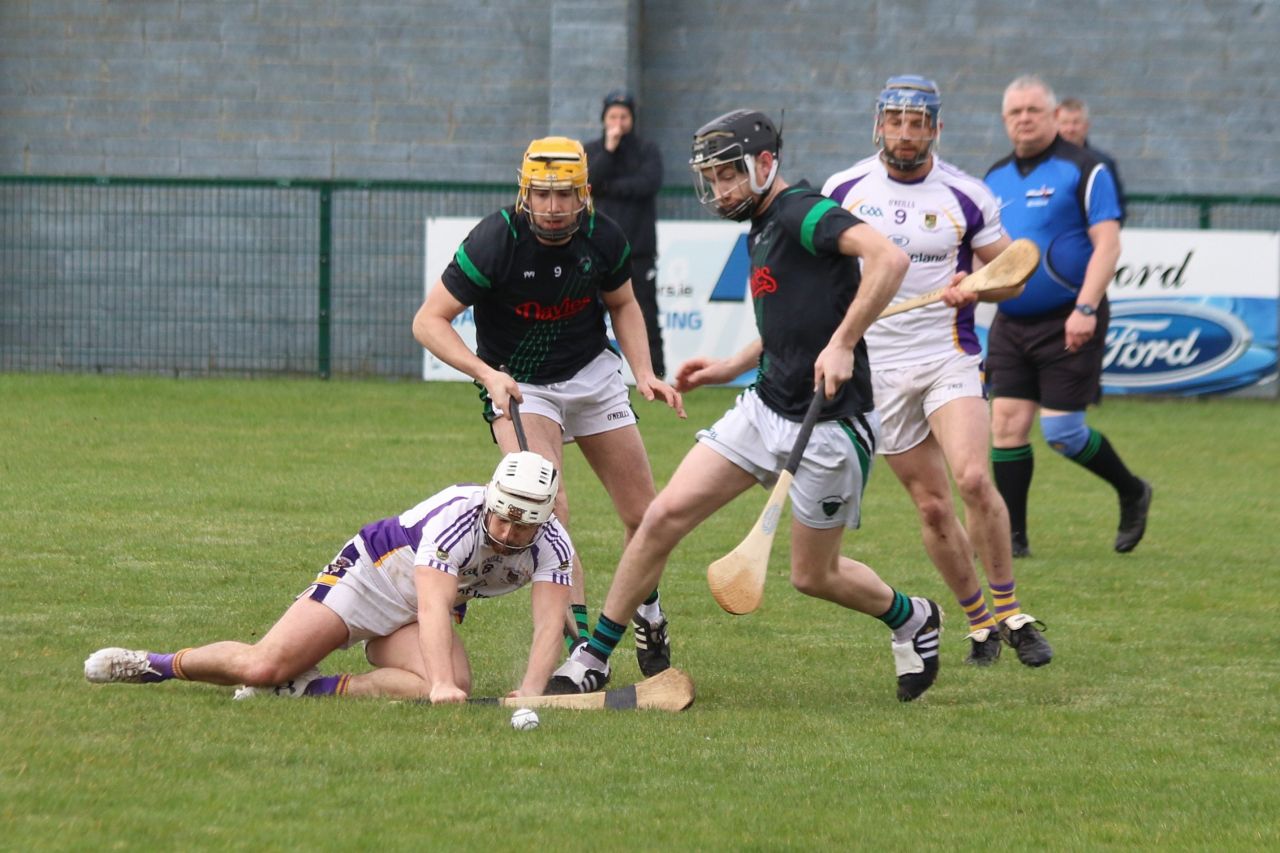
[696,388,880,530]
[298,539,465,648]
[872,352,985,455]
[495,349,636,443]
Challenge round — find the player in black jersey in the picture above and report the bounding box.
[413,137,685,679]
[550,111,945,702]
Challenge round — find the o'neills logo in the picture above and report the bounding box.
[513,296,593,321]
[1103,300,1251,389]
[750,266,778,298]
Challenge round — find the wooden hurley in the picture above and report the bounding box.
[466,667,696,712]
[877,237,1041,319]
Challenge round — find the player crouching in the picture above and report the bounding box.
[85,452,573,704]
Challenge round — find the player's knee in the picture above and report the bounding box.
[1041,412,1090,457]
[951,464,995,504]
[789,559,837,599]
[239,657,296,687]
[789,566,823,597]
[638,494,692,546]
[913,493,953,531]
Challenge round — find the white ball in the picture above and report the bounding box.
[510,707,540,731]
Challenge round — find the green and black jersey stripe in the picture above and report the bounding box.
[746,181,875,421]
[441,206,632,385]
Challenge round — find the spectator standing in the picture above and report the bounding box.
[1058,96,1126,220]
[584,89,667,377]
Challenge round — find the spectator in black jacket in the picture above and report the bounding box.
[585,89,666,376]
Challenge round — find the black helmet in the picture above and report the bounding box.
[690,109,782,166]
[689,110,782,222]
[601,88,636,120]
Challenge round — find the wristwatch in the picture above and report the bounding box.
[1074,303,1097,316]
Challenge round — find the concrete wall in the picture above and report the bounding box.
[1,0,1276,194]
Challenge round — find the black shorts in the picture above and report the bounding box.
[986,300,1109,410]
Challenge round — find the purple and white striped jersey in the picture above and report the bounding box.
[356,484,573,608]
[822,156,1005,369]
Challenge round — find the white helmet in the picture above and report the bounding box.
[485,451,558,526]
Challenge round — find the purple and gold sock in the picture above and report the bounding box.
[960,588,997,632]
[991,580,1022,624]
[145,648,186,681]
[303,674,349,696]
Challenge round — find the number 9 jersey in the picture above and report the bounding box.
[822,155,1005,369]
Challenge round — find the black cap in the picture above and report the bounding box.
[601,89,636,121]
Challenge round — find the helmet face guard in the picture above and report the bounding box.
[874,75,941,171]
[517,137,593,242]
[689,110,781,222]
[482,451,559,553]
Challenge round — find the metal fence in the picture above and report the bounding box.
[2,176,1278,378]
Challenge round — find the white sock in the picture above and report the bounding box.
[634,595,663,624]
[891,596,928,643]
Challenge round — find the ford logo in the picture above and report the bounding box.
[1102,300,1252,389]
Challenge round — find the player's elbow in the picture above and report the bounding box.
[885,245,910,280]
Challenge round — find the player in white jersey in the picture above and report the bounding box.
[822,76,1052,668]
[84,452,575,703]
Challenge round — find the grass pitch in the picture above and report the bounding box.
[1,374,1277,849]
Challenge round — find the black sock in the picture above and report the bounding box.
[1070,429,1143,498]
[992,444,1034,537]
[586,614,626,662]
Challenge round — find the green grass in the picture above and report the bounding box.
[1,374,1277,849]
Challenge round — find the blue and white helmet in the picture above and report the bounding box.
[874,75,941,171]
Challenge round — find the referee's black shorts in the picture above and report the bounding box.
[986,299,1109,411]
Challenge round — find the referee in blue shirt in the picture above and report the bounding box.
[984,75,1151,558]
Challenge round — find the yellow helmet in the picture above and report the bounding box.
[516,136,592,241]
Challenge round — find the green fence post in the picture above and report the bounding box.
[318,182,332,379]
[1199,199,1212,229]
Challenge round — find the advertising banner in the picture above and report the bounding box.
[427,220,1278,398]
[972,229,1278,397]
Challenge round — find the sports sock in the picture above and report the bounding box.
[878,589,912,631]
[563,604,591,653]
[144,648,193,682]
[634,589,662,623]
[992,444,1034,537]
[991,579,1022,623]
[1068,429,1144,498]
[960,588,997,632]
[303,674,349,696]
[585,613,626,662]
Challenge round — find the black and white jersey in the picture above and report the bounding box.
[748,182,874,421]
[441,207,633,384]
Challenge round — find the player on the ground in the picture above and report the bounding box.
[412,137,685,678]
[549,109,944,702]
[85,452,572,703]
[822,75,1051,667]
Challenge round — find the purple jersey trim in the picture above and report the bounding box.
[437,505,482,552]
[540,524,573,564]
[946,183,986,263]
[944,183,985,355]
[358,494,474,564]
[826,173,868,205]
